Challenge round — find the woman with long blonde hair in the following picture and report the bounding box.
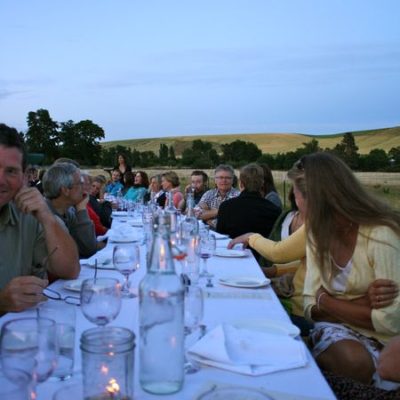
[294,152,400,388]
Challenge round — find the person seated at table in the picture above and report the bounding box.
[121,170,134,196]
[217,163,280,256]
[124,170,149,202]
[196,164,240,229]
[88,175,112,229]
[146,174,166,207]
[43,162,97,259]
[295,152,400,387]
[82,173,108,237]
[105,168,124,197]
[114,153,131,181]
[178,170,208,212]
[228,172,309,334]
[259,163,282,211]
[0,124,80,314]
[161,171,183,208]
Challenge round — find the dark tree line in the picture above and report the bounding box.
[19,109,400,171]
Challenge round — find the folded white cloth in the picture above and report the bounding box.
[188,323,307,376]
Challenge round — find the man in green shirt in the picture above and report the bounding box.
[0,124,80,313]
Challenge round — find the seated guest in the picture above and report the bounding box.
[0,124,79,313]
[217,163,280,248]
[297,153,400,387]
[88,175,112,228]
[125,170,149,202]
[228,172,309,334]
[121,170,134,196]
[105,168,124,197]
[196,164,240,229]
[147,174,166,207]
[25,165,40,187]
[178,170,208,212]
[260,163,282,210]
[161,171,183,208]
[82,173,108,237]
[43,162,97,258]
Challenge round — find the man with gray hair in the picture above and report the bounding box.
[43,162,97,258]
[196,164,240,229]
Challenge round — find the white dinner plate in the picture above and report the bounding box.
[218,276,271,288]
[112,211,128,217]
[83,257,114,269]
[233,318,300,338]
[129,220,143,227]
[215,249,247,258]
[63,279,84,292]
[108,234,141,243]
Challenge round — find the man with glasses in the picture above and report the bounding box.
[43,162,97,258]
[0,124,80,313]
[196,164,240,229]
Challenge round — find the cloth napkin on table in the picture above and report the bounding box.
[188,323,307,376]
[105,226,142,243]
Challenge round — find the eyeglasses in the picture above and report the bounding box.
[215,176,233,181]
[43,287,80,305]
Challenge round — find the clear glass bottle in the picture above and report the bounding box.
[180,192,199,241]
[139,214,184,394]
[165,191,178,233]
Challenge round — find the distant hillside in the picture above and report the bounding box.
[101,126,400,155]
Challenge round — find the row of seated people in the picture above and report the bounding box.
[228,152,400,398]
[4,122,399,397]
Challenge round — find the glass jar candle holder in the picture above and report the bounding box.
[81,327,135,400]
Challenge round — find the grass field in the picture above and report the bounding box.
[101,126,400,155]
[87,168,400,211]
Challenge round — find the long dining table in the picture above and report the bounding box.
[1,213,336,400]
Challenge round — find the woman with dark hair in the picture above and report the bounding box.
[293,152,400,388]
[124,170,149,202]
[114,154,131,181]
[121,170,134,196]
[259,163,282,210]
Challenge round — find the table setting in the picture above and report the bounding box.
[0,207,335,400]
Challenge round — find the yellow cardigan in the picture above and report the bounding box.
[249,226,307,316]
[304,225,400,344]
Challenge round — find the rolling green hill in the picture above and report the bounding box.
[102,126,400,155]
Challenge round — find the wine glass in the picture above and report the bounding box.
[113,244,141,298]
[199,234,216,278]
[0,317,57,396]
[80,278,122,326]
[184,285,204,374]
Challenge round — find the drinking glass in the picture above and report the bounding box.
[0,318,57,385]
[80,278,122,326]
[199,234,216,278]
[113,244,141,298]
[184,285,204,374]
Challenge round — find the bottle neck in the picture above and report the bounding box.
[148,223,176,273]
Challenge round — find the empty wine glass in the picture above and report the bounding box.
[0,317,57,396]
[199,234,216,278]
[80,278,122,326]
[113,244,141,298]
[184,285,204,374]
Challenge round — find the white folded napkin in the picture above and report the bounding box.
[188,323,307,376]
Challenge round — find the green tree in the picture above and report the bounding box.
[388,146,400,171]
[25,109,59,163]
[101,145,132,167]
[221,140,262,166]
[333,132,359,169]
[139,150,158,167]
[359,149,389,171]
[169,145,176,165]
[159,143,169,165]
[59,120,104,165]
[181,140,220,168]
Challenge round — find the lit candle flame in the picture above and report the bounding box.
[100,364,109,375]
[106,378,120,395]
[160,243,166,270]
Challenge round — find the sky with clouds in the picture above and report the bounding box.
[1,0,399,141]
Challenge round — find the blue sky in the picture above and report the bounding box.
[1,1,399,141]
